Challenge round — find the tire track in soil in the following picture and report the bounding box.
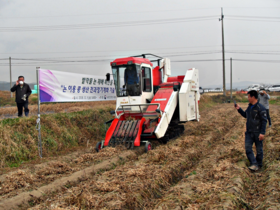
[26,104,242,209]
[0,145,145,205]
[152,104,250,209]
[0,149,139,210]
[153,105,280,210]
[242,105,280,209]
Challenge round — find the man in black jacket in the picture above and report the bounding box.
[235,90,267,171]
[10,76,32,117]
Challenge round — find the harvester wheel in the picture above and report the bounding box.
[145,142,152,153]
[95,141,102,152]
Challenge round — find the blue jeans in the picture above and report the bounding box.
[17,101,29,117]
[245,132,263,167]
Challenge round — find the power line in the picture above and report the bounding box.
[0,51,222,65]
[0,46,222,55]
[0,50,222,61]
[1,58,280,66]
[226,44,280,47]
[227,18,280,23]
[0,16,217,32]
[225,15,280,23]
[233,59,280,63]
[0,8,220,20]
[2,49,280,62]
[2,7,280,20]
[2,50,280,64]
[9,50,221,61]
[1,44,280,55]
[227,51,280,55]
[227,15,280,20]
[0,58,225,66]
[171,58,280,63]
[173,59,224,62]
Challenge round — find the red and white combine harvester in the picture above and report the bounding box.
[96,54,200,152]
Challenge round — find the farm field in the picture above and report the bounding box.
[0,95,278,209]
[0,100,116,119]
[0,90,115,119]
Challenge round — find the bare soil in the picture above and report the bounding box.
[0,103,279,209]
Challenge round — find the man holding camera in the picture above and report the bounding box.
[10,76,32,117]
[235,90,267,171]
[259,88,271,127]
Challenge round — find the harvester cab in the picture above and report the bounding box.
[96,54,200,153]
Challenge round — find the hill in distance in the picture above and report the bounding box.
[0,81,37,91]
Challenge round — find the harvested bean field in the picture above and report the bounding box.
[0,96,279,209]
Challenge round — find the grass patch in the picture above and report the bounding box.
[269,97,280,105]
[199,93,248,111]
[0,91,38,107]
[0,107,113,168]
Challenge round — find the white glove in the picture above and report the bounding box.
[22,94,27,101]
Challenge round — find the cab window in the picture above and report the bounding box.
[141,67,152,92]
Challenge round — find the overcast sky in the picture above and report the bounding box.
[0,0,280,88]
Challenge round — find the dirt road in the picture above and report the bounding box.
[0,103,279,209]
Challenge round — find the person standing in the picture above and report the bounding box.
[258,88,271,127]
[10,76,32,117]
[235,90,267,171]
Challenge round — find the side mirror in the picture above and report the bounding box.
[155,109,161,114]
[106,73,110,81]
[110,110,115,115]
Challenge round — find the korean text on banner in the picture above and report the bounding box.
[39,69,116,102]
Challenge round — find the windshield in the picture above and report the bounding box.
[112,64,141,97]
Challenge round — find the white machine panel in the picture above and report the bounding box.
[155,91,178,139]
[179,68,200,122]
[160,58,171,82]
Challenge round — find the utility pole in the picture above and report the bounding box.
[9,57,12,98]
[230,58,232,99]
[219,7,226,96]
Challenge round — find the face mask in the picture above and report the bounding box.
[19,81,24,85]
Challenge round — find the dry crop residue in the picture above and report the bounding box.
[0,147,128,202]
[25,104,256,209]
[0,100,115,119]
[0,103,279,209]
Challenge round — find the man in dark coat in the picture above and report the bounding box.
[10,76,32,117]
[235,90,267,171]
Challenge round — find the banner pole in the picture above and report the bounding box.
[36,67,42,158]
